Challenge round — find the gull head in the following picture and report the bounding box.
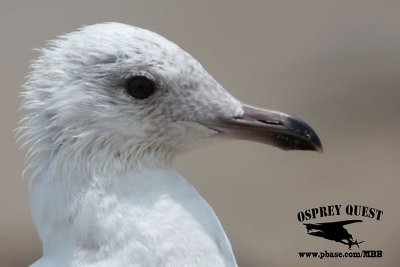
[20,22,322,172]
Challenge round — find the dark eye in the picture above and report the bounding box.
[125,76,155,99]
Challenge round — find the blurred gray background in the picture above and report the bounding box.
[1,1,399,266]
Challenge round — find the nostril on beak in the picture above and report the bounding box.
[256,119,281,125]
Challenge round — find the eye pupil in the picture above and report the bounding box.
[125,76,155,99]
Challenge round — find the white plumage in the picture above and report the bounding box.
[18,22,321,267]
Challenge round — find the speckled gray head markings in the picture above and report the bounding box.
[19,22,244,172]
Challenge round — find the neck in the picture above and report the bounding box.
[30,155,237,267]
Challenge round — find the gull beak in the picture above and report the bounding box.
[208,104,323,152]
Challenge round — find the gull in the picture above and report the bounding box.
[18,22,322,267]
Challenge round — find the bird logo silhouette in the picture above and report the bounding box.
[303,220,364,249]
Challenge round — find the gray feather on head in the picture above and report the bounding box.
[18,22,242,180]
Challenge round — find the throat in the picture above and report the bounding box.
[30,165,236,266]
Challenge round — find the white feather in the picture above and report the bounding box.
[18,22,242,266]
